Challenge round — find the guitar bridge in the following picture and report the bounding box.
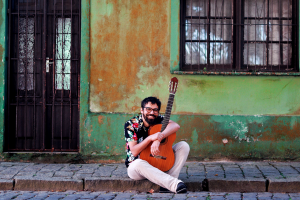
[150,154,167,160]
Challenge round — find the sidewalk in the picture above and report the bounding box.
[0,161,299,193]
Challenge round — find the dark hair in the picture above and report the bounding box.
[141,97,161,110]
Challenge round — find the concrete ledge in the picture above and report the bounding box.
[0,179,14,190]
[85,177,159,192]
[14,177,83,191]
[208,178,266,192]
[268,178,300,193]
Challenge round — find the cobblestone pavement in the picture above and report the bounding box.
[1,161,299,180]
[0,191,299,200]
[0,161,300,192]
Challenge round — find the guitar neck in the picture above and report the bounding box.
[161,94,175,132]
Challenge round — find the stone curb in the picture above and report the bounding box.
[0,179,14,190]
[0,177,298,193]
[268,178,300,193]
[207,178,266,192]
[84,177,159,192]
[14,177,83,191]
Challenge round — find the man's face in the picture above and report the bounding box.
[141,102,159,125]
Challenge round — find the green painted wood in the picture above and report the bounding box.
[170,0,180,73]
[80,0,91,154]
[0,0,7,153]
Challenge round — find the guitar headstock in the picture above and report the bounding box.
[169,77,178,95]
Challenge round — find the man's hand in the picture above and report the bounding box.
[150,132,163,141]
[151,140,160,156]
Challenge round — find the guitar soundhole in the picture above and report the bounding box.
[160,138,167,144]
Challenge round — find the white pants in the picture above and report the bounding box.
[127,141,190,193]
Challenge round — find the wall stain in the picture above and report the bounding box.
[131,106,140,112]
[291,107,300,115]
[263,78,280,82]
[0,45,3,66]
[185,79,224,93]
[90,0,170,112]
[0,0,3,29]
[98,115,104,125]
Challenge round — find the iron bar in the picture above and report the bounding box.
[287,0,291,69]
[52,0,56,152]
[77,0,81,150]
[279,0,282,69]
[270,0,273,71]
[214,0,217,71]
[263,0,266,70]
[221,0,224,70]
[246,0,250,70]
[61,0,64,151]
[198,0,200,69]
[24,0,29,150]
[190,0,193,71]
[230,0,233,70]
[184,16,293,20]
[7,0,12,150]
[255,0,257,71]
[16,0,20,150]
[42,0,46,150]
[33,0,37,150]
[207,0,210,70]
[69,0,73,149]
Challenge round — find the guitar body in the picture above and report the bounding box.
[140,124,176,172]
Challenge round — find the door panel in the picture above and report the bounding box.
[6,0,80,152]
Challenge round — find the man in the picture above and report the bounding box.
[124,97,190,193]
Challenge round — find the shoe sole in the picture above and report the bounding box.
[176,188,187,194]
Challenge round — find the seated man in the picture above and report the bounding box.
[124,96,190,193]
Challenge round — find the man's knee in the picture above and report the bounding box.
[177,141,190,153]
[127,159,147,180]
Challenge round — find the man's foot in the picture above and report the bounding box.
[176,182,187,193]
[159,187,172,193]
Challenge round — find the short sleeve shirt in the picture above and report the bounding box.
[124,114,164,167]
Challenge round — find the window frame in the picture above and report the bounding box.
[170,0,300,75]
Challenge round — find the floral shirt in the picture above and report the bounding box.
[124,114,164,167]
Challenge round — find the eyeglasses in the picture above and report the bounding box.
[144,107,159,113]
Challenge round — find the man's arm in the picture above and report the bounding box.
[151,120,180,156]
[128,132,161,157]
[158,120,180,141]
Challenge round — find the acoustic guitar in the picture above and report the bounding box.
[140,77,178,172]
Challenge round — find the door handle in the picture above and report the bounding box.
[46,57,53,73]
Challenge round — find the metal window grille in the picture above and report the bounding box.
[6,0,81,152]
[180,0,299,72]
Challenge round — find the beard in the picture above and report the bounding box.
[143,113,157,125]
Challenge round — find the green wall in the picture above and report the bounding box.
[79,0,300,162]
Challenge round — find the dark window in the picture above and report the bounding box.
[180,0,299,72]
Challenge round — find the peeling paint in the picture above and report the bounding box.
[0,45,3,65]
[98,115,104,125]
[89,0,170,113]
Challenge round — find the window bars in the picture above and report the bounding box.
[181,0,298,72]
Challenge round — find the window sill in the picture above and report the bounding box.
[173,71,300,76]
